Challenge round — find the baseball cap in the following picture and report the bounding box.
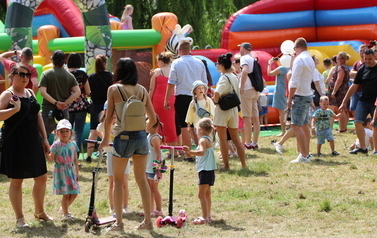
[192,80,208,95]
[237,42,252,51]
[56,119,72,130]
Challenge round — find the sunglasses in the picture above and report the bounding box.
[363,49,374,55]
[13,72,31,78]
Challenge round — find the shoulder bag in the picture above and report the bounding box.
[218,75,241,110]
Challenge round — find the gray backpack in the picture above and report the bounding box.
[116,85,146,131]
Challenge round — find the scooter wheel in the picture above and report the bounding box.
[156,216,164,227]
[84,221,91,232]
[176,217,183,228]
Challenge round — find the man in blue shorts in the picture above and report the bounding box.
[339,49,377,155]
[287,38,315,163]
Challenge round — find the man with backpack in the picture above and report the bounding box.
[239,42,261,150]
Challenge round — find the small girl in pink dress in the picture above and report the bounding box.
[121,5,134,30]
[45,119,80,221]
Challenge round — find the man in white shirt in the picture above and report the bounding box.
[239,42,260,150]
[287,38,315,163]
[164,40,207,162]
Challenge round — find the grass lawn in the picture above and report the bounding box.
[1,124,376,237]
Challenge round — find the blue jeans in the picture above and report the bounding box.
[69,110,87,151]
[291,95,312,126]
[354,100,376,123]
[350,91,362,112]
[113,130,149,158]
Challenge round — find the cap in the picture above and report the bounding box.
[56,119,72,130]
[237,42,252,51]
[191,80,208,95]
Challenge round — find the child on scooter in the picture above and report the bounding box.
[183,118,217,224]
[146,116,166,218]
[45,119,80,220]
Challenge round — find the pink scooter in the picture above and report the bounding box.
[155,145,187,228]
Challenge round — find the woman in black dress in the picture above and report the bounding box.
[0,63,53,227]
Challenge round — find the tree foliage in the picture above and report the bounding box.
[106,0,258,49]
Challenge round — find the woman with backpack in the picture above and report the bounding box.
[100,58,156,232]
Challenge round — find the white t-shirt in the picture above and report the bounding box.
[289,51,315,96]
[240,54,254,90]
[259,88,269,106]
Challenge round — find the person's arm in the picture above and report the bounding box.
[74,148,79,181]
[330,67,345,99]
[183,137,206,156]
[44,151,55,163]
[145,92,157,131]
[37,111,50,152]
[314,81,323,96]
[267,59,281,76]
[0,50,18,64]
[371,101,377,127]
[150,135,162,162]
[325,67,335,85]
[0,90,21,120]
[164,83,175,110]
[64,85,80,106]
[149,69,160,99]
[127,16,133,30]
[240,64,249,94]
[339,83,359,111]
[100,86,116,148]
[83,80,91,96]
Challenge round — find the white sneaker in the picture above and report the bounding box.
[109,208,115,214]
[273,142,283,154]
[122,207,130,214]
[290,155,311,163]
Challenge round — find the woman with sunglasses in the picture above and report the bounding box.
[0,63,52,227]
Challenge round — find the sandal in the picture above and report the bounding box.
[134,221,153,230]
[191,217,208,225]
[16,217,29,228]
[151,210,163,218]
[106,222,124,232]
[34,211,54,221]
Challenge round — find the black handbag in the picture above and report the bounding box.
[218,75,241,110]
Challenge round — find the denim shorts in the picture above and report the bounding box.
[112,130,149,158]
[198,170,215,186]
[147,172,156,180]
[354,100,376,124]
[316,128,334,144]
[350,91,362,112]
[291,95,312,126]
[259,106,268,116]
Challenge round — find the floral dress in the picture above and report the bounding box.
[328,65,350,107]
[50,141,80,195]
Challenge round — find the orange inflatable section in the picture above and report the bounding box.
[37,25,60,65]
[317,24,377,41]
[152,13,178,68]
[228,27,317,50]
[110,20,122,30]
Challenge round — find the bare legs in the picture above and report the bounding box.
[217,126,246,169]
[198,184,211,221]
[10,173,49,226]
[112,155,151,226]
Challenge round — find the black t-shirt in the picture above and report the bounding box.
[88,71,113,104]
[354,64,377,103]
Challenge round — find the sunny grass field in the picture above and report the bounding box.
[0,127,377,237]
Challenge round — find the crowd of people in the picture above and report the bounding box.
[1,36,377,231]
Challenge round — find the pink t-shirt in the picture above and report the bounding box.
[4,59,37,89]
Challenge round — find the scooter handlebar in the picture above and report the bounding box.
[159,145,184,150]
